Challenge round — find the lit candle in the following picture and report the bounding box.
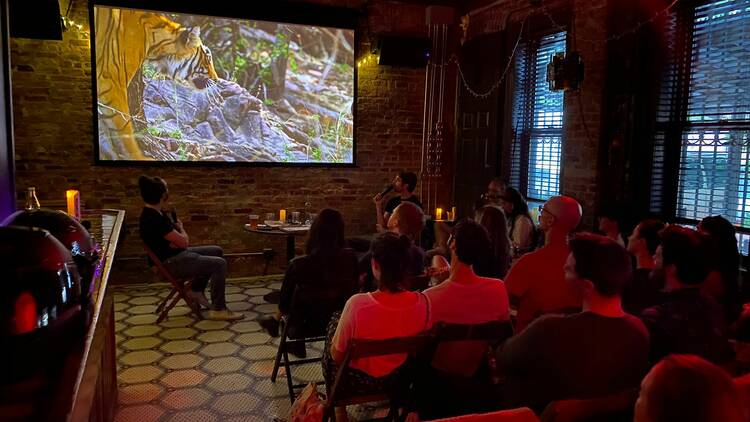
[66,190,80,221]
[451,206,457,221]
[279,209,286,222]
[435,208,443,220]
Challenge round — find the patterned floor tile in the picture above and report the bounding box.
[212,392,260,415]
[120,350,163,366]
[114,404,165,422]
[194,320,230,331]
[165,409,218,422]
[203,356,247,374]
[206,373,254,393]
[118,383,164,406]
[197,330,234,343]
[160,339,201,354]
[123,325,162,338]
[160,327,198,340]
[161,387,213,410]
[161,353,205,370]
[160,369,208,389]
[200,342,240,358]
[119,366,164,384]
[113,275,344,422]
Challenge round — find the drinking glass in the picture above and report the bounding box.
[291,211,301,224]
[248,214,259,229]
[265,212,275,223]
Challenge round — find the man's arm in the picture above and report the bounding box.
[164,218,189,249]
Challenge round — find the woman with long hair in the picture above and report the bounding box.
[476,205,512,279]
[698,215,741,321]
[499,186,537,256]
[325,231,431,420]
[260,209,358,356]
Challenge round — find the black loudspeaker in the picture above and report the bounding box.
[378,36,431,67]
[8,0,63,40]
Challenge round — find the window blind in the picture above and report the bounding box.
[510,31,566,201]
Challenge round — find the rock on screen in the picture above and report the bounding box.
[93,6,354,164]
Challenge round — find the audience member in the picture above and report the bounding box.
[698,215,742,322]
[324,232,431,419]
[258,209,358,356]
[623,219,666,314]
[482,177,506,207]
[498,187,536,256]
[475,206,512,279]
[418,219,510,419]
[498,233,650,412]
[373,171,423,232]
[729,304,750,376]
[138,175,241,321]
[596,204,627,247]
[360,202,426,291]
[640,225,732,364]
[504,195,583,331]
[634,354,745,422]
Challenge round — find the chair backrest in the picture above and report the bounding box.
[288,284,354,337]
[348,334,431,360]
[432,320,514,344]
[143,244,183,284]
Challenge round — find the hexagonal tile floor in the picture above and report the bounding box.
[113,276,379,422]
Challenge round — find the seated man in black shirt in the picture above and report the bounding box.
[138,175,241,321]
[640,225,732,364]
[373,171,423,232]
[498,233,650,413]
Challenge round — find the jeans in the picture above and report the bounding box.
[164,245,227,310]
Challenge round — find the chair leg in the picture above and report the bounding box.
[283,344,295,403]
[155,289,177,315]
[271,335,285,382]
[157,291,183,323]
[271,319,290,382]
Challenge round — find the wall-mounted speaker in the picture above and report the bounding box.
[8,0,63,40]
[378,36,431,67]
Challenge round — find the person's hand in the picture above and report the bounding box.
[174,219,184,232]
[373,193,383,204]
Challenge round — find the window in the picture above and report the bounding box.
[651,0,750,252]
[510,31,566,201]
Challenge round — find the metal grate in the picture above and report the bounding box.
[510,32,566,201]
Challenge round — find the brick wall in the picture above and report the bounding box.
[10,0,426,279]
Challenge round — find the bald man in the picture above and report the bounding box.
[505,195,584,331]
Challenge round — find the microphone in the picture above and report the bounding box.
[379,185,394,197]
[170,210,178,224]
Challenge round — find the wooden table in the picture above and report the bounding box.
[244,223,310,263]
[244,224,310,304]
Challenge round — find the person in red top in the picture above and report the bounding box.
[504,195,583,331]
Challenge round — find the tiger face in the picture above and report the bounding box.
[146,26,219,91]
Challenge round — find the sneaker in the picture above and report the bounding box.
[206,309,243,321]
[185,290,211,309]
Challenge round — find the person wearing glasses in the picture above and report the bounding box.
[504,195,583,331]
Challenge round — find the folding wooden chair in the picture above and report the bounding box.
[144,245,203,323]
[324,335,431,422]
[271,286,351,403]
[416,321,515,418]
